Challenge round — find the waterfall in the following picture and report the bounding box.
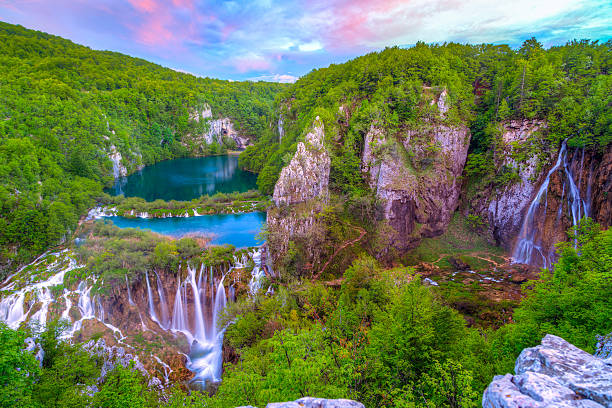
[0,248,261,387]
[145,272,160,325]
[188,266,207,341]
[248,248,265,296]
[125,275,135,306]
[171,276,189,339]
[513,140,589,267]
[155,271,170,328]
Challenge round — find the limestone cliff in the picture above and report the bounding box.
[272,117,330,206]
[470,120,548,250]
[267,118,331,271]
[188,104,250,150]
[362,91,470,255]
[470,120,611,266]
[483,334,612,407]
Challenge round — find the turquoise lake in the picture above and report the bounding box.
[109,155,257,201]
[102,212,265,247]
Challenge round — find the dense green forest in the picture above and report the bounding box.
[0,21,285,272]
[240,39,611,194]
[1,220,609,407]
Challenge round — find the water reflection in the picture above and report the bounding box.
[108,155,257,201]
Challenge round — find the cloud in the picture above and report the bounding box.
[298,41,323,52]
[0,0,610,81]
[249,73,299,83]
[229,53,274,73]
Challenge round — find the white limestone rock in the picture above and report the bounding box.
[272,117,330,206]
[482,334,612,408]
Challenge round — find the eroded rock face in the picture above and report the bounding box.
[482,334,612,407]
[471,121,611,259]
[470,120,547,250]
[273,117,330,206]
[189,105,250,149]
[267,118,331,271]
[362,117,470,254]
[237,397,365,408]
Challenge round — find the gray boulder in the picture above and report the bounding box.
[237,397,365,408]
[483,334,612,407]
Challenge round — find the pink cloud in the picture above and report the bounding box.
[230,54,274,73]
[124,0,215,49]
[128,0,158,13]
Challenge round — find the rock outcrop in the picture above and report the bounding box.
[480,120,547,250]
[273,117,330,206]
[483,334,612,407]
[267,117,331,271]
[190,105,250,149]
[237,397,365,408]
[470,121,611,263]
[362,91,470,254]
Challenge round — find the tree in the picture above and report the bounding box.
[0,324,39,408]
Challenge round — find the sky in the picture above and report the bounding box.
[0,0,610,82]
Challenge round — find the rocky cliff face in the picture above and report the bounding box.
[273,117,330,206]
[189,105,250,150]
[475,120,547,250]
[267,118,331,270]
[470,120,611,266]
[362,92,470,255]
[483,334,612,407]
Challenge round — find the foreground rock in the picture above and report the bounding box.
[238,397,365,408]
[483,334,612,407]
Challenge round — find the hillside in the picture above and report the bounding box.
[0,21,285,272]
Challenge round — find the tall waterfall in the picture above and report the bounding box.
[1,247,267,387]
[513,140,590,267]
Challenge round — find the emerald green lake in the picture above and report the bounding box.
[109,155,257,201]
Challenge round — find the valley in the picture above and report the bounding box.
[0,20,609,408]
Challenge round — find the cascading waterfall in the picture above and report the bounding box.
[145,272,160,325]
[248,248,264,296]
[125,275,135,306]
[1,247,266,387]
[155,271,170,328]
[513,140,590,267]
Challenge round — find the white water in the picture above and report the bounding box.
[513,141,590,267]
[1,247,265,387]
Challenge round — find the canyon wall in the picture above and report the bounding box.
[267,117,331,270]
[189,105,250,150]
[470,121,611,267]
[361,91,470,255]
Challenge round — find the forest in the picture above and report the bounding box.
[240,39,611,195]
[0,21,284,273]
[0,19,610,408]
[1,220,610,407]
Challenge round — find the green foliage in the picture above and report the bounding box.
[0,21,284,274]
[492,219,612,372]
[93,363,158,408]
[0,323,39,408]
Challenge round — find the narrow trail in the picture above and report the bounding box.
[312,225,366,281]
[426,251,511,269]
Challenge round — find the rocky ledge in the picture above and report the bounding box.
[483,334,612,407]
[272,117,330,206]
[238,397,365,408]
